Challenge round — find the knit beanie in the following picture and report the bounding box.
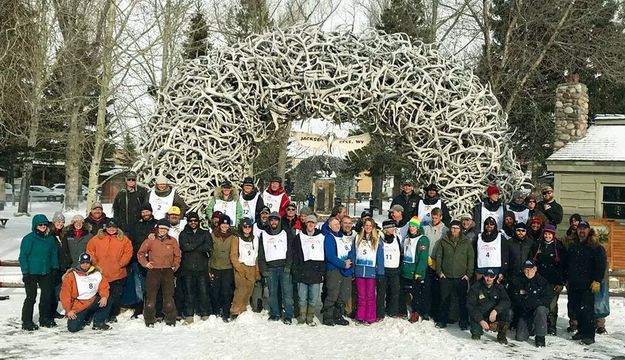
[486,185,500,197]
[408,216,420,229]
[52,211,65,223]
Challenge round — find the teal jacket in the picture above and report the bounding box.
[19,214,59,275]
[400,228,430,280]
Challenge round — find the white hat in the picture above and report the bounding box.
[155,174,170,185]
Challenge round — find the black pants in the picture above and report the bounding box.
[425,268,438,319]
[322,270,352,321]
[183,272,211,317]
[399,275,429,316]
[376,272,400,317]
[22,273,53,326]
[174,271,185,317]
[49,270,63,316]
[568,289,595,339]
[210,268,234,318]
[108,278,126,320]
[439,277,469,325]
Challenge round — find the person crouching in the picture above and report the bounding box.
[60,253,111,332]
[138,219,181,327]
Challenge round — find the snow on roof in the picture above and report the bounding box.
[548,124,625,162]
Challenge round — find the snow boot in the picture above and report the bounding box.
[566,320,577,333]
[535,336,546,347]
[93,323,111,331]
[496,322,509,345]
[547,326,557,335]
[571,332,584,341]
[596,327,607,335]
[40,321,57,328]
[297,305,307,324]
[183,316,194,325]
[22,323,39,331]
[306,306,317,326]
[471,334,481,340]
[580,337,595,345]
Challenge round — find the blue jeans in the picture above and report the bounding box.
[67,296,112,332]
[297,283,322,307]
[267,267,293,319]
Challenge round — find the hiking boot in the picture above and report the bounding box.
[92,323,111,331]
[22,323,39,331]
[322,318,335,326]
[107,316,118,323]
[580,338,595,345]
[297,305,307,325]
[471,334,481,340]
[268,316,280,321]
[409,312,420,323]
[566,325,577,333]
[496,321,509,345]
[131,307,143,319]
[305,306,316,326]
[571,332,584,341]
[254,299,263,313]
[54,312,65,319]
[596,327,607,335]
[40,321,57,328]
[283,318,292,325]
[165,321,176,327]
[459,321,469,330]
[535,336,546,347]
[146,323,154,328]
[183,316,194,325]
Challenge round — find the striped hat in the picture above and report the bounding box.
[408,216,420,228]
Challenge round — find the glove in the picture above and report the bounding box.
[414,274,421,280]
[591,281,600,294]
[22,274,32,283]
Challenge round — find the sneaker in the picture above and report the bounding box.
[92,323,111,331]
[535,336,546,347]
[22,323,39,331]
[471,334,481,340]
[571,332,584,341]
[435,322,447,329]
[283,319,292,325]
[580,338,595,345]
[40,321,57,328]
[335,317,349,326]
[596,327,607,335]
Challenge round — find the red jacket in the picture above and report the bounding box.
[263,186,290,217]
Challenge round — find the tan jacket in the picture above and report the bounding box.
[137,235,181,271]
[230,237,260,281]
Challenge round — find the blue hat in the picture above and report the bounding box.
[578,220,590,229]
[523,259,537,269]
[79,253,92,264]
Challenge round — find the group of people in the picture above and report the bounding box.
[18,173,608,348]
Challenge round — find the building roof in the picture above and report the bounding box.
[548,124,625,162]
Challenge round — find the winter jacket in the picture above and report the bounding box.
[509,273,553,317]
[536,200,563,227]
[352,235,384,279]
[262,185,290,218]
[51,226,72,272]
[292,228,326,284]
[529,238,567,285]
[434,232,474,279]
[86,229,133,282]
[420,195,452,226]
[210,228,236,270]
[138,234,181,270]
[281,216,299,237]
[258,223,294,273]
[463,222,479,245]
[62,224,94,269]
[112,185,149,231]
[60,266,109,314]
[230,233,260,281]
[400,229,430,280]
[239,189,265,222]
[179,225,212,274]
[206,187,243,226]
[391,191,421,223]
[85,213,110,235]
[19,214,59,275]
[422,222,448,257]
[466,279,511,322]
[324,229,354,277]
[472,198,505,229]
[507,234,535,280]
[128,217,158,260]
[566,233,607,291]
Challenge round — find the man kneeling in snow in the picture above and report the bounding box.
[466,268,512,344]
[60,253,111,332]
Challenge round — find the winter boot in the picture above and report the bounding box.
[306,307,317,326]
[580,337,595,345]
[183,316,194,325]
[535,336,546,347]
[40,320,57,328]
[547,326,557,335]
[297,305,307,325]
[131,305,143,319]
[22,323,39,331]
[200,316,209,321]
[92,323,111,331]
[409,312,420,323]
[567,320,577,333]
[471,334,481,340]
[596,327,607,335]
[334,304,349,326]
[496,322,509,345]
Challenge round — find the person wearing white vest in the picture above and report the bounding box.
[60,253,111,332]
[399,216,430,323]
[292,215,325,326]
[474,217,509,283]
[354,218,384,325]
[472,185,505,230]
[322,218,354,326]
[206,180,243,227]
[148,174,188,220]
[507,191,530,225]
[239,177,265,223]
[418,183,451,227]
[377,220,402,319]
[262,176,290,218]
[166,206,187,242]
[230,218,260,318]
[258,212,295,324]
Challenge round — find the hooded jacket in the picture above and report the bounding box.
[19,214,59,275]
[61,223,94,269]
[566,230,607,291]
[400,227,430,280]
[179,224,212,274]
[292,228,326,284]
[86,228,133,282]
[206,187,243,226]
[60,265,109,314]
[466,278,511,322]
[210,227,236,270]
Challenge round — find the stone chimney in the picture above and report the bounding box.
[554,75,588,150]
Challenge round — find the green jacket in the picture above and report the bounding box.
[400,229,430,280]
[205,187,243,226]
[434,232,475,278]
[19,214,59,275]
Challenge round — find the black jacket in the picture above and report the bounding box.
[391,191,421,223]
[472,198,505,228]
[258,223,294,273]
[179,225,212,274]
[529,239,567,285]
[466,279,511,323]
[507,235,535,280]
[474,227,509,274]
[113,185,149,231]
[566,240,607,291]
[128,217,158,259]
[420,195,451,227]
[292,228,325,284]
[509,273,553,317]
[536,200,563,227]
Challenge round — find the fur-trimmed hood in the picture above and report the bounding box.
[96,228,126,241]
[213,186,239,201]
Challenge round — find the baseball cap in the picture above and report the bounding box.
[79,253,92,264]
[523,259,537,269]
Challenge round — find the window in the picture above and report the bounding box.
[602,186,625,219]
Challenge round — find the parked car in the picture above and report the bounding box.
[50,183,99,200]
[29,186,64,202]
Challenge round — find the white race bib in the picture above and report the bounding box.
[262,191,283,212]
[507,206,530,225]
[383,236,401,269]
[402,235,422,264]
[418,199,441,226]
[335,234,353,261]
[481,204,504,229]
[262,230,288,262]
[168,220,187,242]
[300,233,325,261]
[355,236,377,267]
[238,237,259,266]
[239,193,260,223]
[477,233,502,268]
[214,199,239,226]
[149,189,176,220]
[74,270,103,300]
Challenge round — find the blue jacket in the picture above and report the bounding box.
[353,236,385,279]
[324,230,354,277]
[19,214,59,275]
[320,220,331,236]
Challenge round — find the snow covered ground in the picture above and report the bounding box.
[1,202,625,360]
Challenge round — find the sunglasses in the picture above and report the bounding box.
[188,219,199,223]
[515,229,527,232]
[126,178,136,181]
[542,191,552,195]
[485,274,496,279]
[242,224,252,228]
[287,208,296,211]
[528,200,536,203]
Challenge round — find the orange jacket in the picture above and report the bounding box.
[60,267,110,313]
[138,235,181,271]
[86,229,133,282]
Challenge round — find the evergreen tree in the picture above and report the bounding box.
[182,9,212,59]
[376,0,428,41]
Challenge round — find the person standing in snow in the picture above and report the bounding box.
[474,217,509,283]
[323,217,353,326]
[466,268,512,344]
[377,220,402,319]
[49,212,70,320]
[262,176,290,218]
[126,203,156,318]
[399,216,430,323]
[422,207,448,322]
[148,174,188,220]
[209,214,237,322]
[112,170,149,232]
[238,176,265,223]
[19,214,59,330]
[353,217,384,325]
[230,218,260,319]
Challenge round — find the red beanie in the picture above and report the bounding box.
[486,185,500,197]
